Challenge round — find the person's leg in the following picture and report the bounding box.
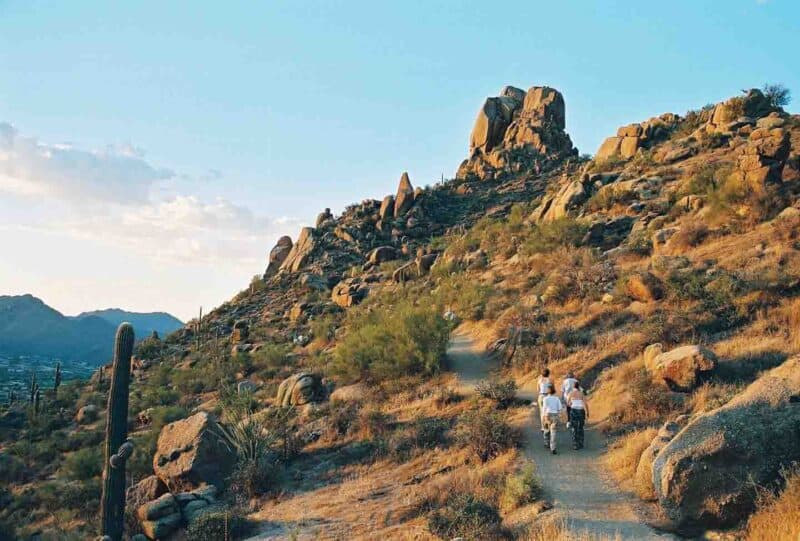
[575,410,585,448]
[566,404,571,428]
[542,414,550,447]
[569,409,578,448]
[549,415,558,451]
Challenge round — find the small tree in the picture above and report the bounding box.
[763,83,791,108]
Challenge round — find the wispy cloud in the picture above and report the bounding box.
[0,122,173,204]
[0,122,301,269]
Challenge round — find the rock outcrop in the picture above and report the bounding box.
[644,344,717,392]
[331,277,368,307]
[733,122,791,194]
[276,373,324,406]
[153,412,234,491]
[595,114,681,161]
[458,85,576,180]
[264,236,293,278]
[634,416,689,501]
[394,172,415,218]
[280,227,317,273]
[653,355,800,532]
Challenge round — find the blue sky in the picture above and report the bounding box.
[1,0,798,320]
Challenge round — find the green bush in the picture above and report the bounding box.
[60,446,102,481]
[427,492,502,540]
[413,417,450,449]
[228,456,276,501]
[475,378,517,408]
[457,408,520,462]
[500,463,542,510]
[521,218,588,256]
[331,299,450,382]
[185,509,248,541]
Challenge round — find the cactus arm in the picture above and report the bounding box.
[100,323,135,541]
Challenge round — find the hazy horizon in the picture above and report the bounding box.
[2,0,798,320]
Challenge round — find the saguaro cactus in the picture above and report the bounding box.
[54,362,62,394]
[29,371,38,404]
[100,323,135,541]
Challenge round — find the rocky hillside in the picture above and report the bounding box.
[1,84,799,541]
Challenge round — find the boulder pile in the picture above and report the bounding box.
[457,85,576,180]
[595,113,681,161]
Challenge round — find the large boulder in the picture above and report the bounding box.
[645,344,717,392]
[653,355,800,533]
[634,417,688,501]
[127,475,168,512]
[379,195,394,223]
[529,177,587,222]
[733,126,791,193]
[367,246,397,265]
[75,404,98,424]
[279,227,317,273]
[230,320,249,344]
[153,412,234,491]
[394,172,415,218]
[469,86,525,153]
[264,236,293,278]
[137,493,182,540]
[315,207,333,228]
[331,277,367,307]
[276,373,324,406]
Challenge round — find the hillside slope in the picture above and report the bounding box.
[1,84,799,541]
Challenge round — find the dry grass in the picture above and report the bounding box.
[603,428,657,492]
[746,466,800,541]
[688,382,742,414]
[521,516,622,541]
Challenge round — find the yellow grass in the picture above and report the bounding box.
[603,428,657,492]
[746,467,800,541]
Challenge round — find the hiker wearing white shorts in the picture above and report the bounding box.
[537,368,552,425]
[541,384,563,454]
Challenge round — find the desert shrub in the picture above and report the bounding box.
[60,445,102,481]
[669,220,708,250]
[185,509,248,541]
[590,154,626,173]
[746,465,800,541]
[216,388,276,464]
[457,408,520,462]
[228,456,276,501]
[762,83,791,108]
[0,452,29,483]
[432,275,495,321]
[427,492,503,540]
[414,417,450,449]
[433,386,462,407]
[604,428,657,490]
[0,518,15,541]
[326,401,361,437]
[500,463,542,511]
[331,299,450,382]
[359,409,394,440]
[608,369,679,429]
[475,378,517,408]
[521,218,589,256]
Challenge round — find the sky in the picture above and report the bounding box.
[1,0,798,321]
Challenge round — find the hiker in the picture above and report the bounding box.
[541,384,563,454]
[566,381,589,450]
[561,371,578,423]
[537,368,552,424]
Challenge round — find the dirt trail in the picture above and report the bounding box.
[448,332,675,540]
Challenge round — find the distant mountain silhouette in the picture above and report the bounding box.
[0,294,183,363]
[76,308,183,339]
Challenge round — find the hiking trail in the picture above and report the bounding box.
[447,331,676,540]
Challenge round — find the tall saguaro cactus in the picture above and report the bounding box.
[100,323,135,541]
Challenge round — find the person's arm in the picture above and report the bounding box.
[584,396,589,418]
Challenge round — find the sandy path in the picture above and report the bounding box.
[448,333,675,540]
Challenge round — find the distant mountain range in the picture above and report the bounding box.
[0,294,183,364]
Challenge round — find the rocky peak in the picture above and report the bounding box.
[458,85,576,181]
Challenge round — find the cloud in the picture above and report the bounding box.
[0,122,302,270]
[49,196,302,266]
[0,122,173,204]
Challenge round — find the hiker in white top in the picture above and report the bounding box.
[561,371,578,425]
[541,384,563,454]
[536,368,552,426]
[566,381,589,450]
